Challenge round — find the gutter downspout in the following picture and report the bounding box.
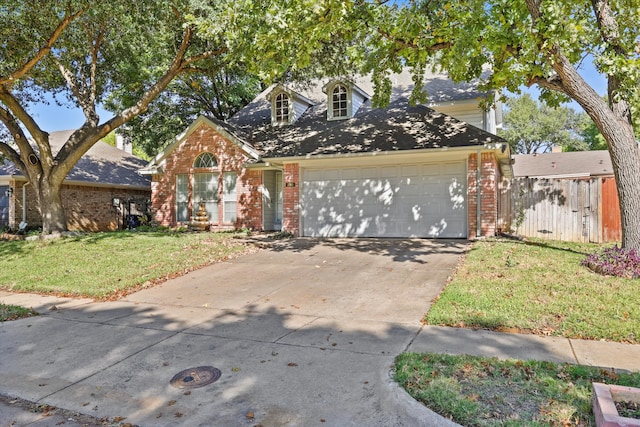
[476,150,481,239]
[22,182,29,224]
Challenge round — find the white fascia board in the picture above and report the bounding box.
[262,145,486,167]
[267,84,315,107]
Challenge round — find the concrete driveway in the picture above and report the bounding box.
[0,238,467,426]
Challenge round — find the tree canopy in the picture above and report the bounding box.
[3,1,640,247]
[501,94,585,154]
[107,68,262,159]
[351,0,640,248]
[0,0,232,233]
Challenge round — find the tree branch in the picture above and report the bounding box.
[0,105,30,173]
[590,0,630,121]
[526,74,569,95]
[0,8,84,86]
[0,85,52,168]
[181,47,228,68]
[55,25,207,176]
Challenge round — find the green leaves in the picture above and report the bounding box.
[500,94,586,154]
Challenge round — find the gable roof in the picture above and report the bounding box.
[1,130,150,189]
[228,68,490,130]
[139,115,260,175]
[144,69,512,176]
[512,151,614,178]
[254,98,503,159]
[226,68,506,156]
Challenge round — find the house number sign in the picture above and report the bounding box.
[285,182,296,187]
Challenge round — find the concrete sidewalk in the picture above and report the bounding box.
[1,239,639,426]
[1,292,639,426]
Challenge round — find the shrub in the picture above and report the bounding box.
[582,245,640,279]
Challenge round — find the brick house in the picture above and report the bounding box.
[0,130,150,232]
[142,70,512,238]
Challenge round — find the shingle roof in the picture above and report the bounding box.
[229,68,490,131]
[141,69,511,176]
[254,98,502,158]
[512,151,614,178]
[1,130,150,188]
[227,69,502,159]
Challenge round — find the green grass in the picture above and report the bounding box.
[0,231,251,299]
[0,303,38,321]
[395,352,640,427]
[426,238,639,343]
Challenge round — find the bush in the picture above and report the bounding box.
[582,245,640,279]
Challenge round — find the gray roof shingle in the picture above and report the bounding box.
[512,151,614,178]
[228,69,501,159]
[1,130,150,188]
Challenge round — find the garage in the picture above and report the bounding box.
[301,161,467,238]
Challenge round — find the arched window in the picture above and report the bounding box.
[332,85,348,118]
[275,93,290,124]
[193,152,217,168]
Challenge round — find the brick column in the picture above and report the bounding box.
[480,153,498,237]
[468,153,499,238]
[467,154,479,239]
[283,163,300,236]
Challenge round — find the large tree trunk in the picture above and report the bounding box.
[602,122,640,250]
[36,179,67,235]
[542,53,640,250]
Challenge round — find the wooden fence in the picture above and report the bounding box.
[498,177,621,243]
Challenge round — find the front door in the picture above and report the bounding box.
[274,171,283,230]
[263,170,283,231]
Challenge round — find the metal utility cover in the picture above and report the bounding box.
[170,366,221,389]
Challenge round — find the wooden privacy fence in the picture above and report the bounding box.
[498,177,621,243]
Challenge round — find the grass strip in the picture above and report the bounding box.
[396,352,640,426]
[426,238,639,343]
[0,303,38,321]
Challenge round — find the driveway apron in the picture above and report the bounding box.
[0,238,467,426]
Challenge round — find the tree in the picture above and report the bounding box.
[360,0,640,249]
[106,68,262,159]
[0,1,228,234]
[1,0,369,234]
[575,116,609,151]
[501,94,585,153]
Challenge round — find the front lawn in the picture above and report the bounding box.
[0,231,251,299]
[395,352,640,427]
[426,238,639,343]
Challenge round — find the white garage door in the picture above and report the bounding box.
[301,162,467,238]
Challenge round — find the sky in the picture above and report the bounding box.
[26,60,608,133]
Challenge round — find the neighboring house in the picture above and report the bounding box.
[500,150,621,242]
[512,150,614,179]
[141,69,512,239]
[1,130,151,232]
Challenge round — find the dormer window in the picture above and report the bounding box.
[267,85,313,126]
[274,93,290,124]
[332,85,348,118]
[324,80,368,121]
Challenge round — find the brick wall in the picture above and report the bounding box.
[237,169,263,230]
[467,153,500,238]
[282,163,300,235]
[8,179,150,232]
[151,123,263,230]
